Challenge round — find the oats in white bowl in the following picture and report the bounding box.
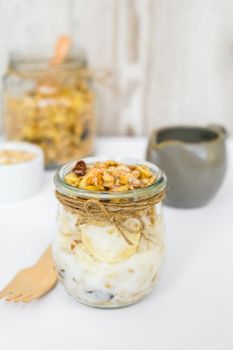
[0,149,35,165]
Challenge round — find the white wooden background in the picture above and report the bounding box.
[1,0,233,136]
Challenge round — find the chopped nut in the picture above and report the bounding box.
[79,178,88,188]
[73,160,87,176]
[112,185,129,192]
[129,178,141,188]
[103,173,114,188]
[74,239,81,244]
[70,239,81,251]
[93,173,104,190]
[137,166,152,178]
[84,185,100,191]
[108,166,117,173]
[141,177,155,187]
[131,170,140,178]
[119,175,129,185]
[104,160,118,167]
[64,172,81,186]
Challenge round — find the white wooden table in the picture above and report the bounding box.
[0,137,233,350]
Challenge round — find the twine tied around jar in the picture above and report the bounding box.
[55,190,165,245]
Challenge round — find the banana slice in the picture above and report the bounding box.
[57,233,73,252]
[58,207,80,236]
[81,223,141,263]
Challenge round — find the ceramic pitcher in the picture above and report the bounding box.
[146,125,227,208]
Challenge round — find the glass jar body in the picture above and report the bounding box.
[53,200,166,308]
[3,54,95,168]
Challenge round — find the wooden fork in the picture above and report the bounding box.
[0,246,58,303]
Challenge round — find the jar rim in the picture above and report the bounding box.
[8,48,86,76]
[54,156,167,200]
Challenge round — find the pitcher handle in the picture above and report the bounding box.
[207,124,227,139]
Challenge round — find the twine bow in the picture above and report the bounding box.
[55,190,165,245]
[79,199,144,245]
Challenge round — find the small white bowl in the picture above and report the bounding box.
[0,141,44,202]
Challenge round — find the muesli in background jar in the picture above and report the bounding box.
[3,37,95,168]
[53,157,167,308]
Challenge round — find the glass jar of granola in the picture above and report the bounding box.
[53,157,167,308]
[3,50,95,168]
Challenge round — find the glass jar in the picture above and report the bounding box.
[3,50,95,168]
[53,157,167,308]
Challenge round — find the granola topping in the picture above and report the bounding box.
[64,160,156,191]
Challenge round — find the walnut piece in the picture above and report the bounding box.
[73,160,87,176]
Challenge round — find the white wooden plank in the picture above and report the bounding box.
[146,0,233,135]
[114,0,154,136]
[71,0,119,135]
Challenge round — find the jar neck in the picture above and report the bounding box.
[8,50,87,79]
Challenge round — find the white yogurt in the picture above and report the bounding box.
[53,204,165,307]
